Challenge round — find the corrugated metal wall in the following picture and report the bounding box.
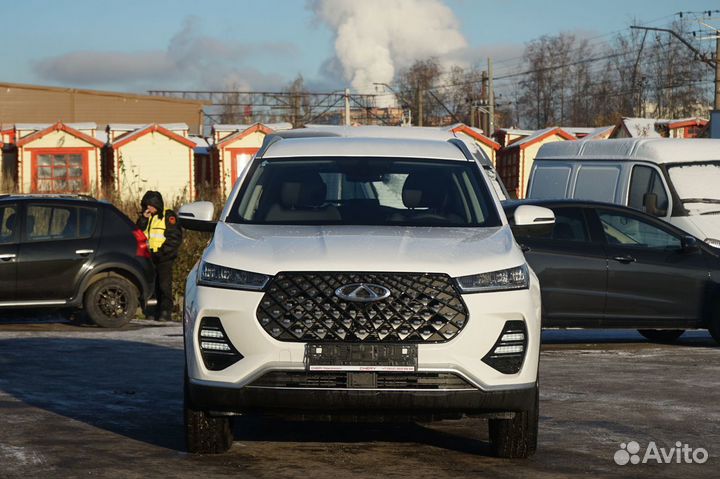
[0,83,206,134]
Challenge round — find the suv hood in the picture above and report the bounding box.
[203,223,524,277]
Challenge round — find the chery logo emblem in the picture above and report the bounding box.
[335,283,391,303]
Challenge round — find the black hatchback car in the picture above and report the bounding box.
[0,194,154,327]
[503,199,720,344]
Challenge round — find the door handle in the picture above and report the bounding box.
[613,255,636,264]
[0,254,16,262]
[75,249,94,256]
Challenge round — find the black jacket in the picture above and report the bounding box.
[136,191,183,263]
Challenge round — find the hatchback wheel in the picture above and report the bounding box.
[638,329,685,343]
[84,277,139,328]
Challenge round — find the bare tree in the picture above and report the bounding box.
[396,58,444,126]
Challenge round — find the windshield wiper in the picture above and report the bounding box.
[700,210,720,215]
[681,198,720,205]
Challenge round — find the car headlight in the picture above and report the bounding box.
[704,238,720,249]
[197,261,270,291]
[455,264,529,293]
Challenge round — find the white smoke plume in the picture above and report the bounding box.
[310,0,467,97]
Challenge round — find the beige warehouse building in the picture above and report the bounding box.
[0,82,207,134]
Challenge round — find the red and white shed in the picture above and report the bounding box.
[107,123,196,203]
[14,122,104,194]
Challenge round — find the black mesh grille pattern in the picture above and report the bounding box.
[256,272,468,343]
[248,371,473,390]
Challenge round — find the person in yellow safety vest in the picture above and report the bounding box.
[136,190,183,321]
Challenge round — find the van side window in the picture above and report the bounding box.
[529,165,572,199]
[628,165,668,214]
[573,166,620,202]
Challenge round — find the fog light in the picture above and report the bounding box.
[494,344,524,354]
[501,333,525,342]
[197,317,243,371]
[201,341,232,352]
[200,329,224,339]
[482,320,528,374]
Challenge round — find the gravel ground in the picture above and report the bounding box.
[0,318,717,478]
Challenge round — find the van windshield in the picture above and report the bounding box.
[667,162,720,214]
[226,157,501,227]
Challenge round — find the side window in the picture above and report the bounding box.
[529,165,572,199]
[514,207,590,243]
[573,165,621,202]
[26,205,97,241]
[598,211,680,249]
[0,205,18,244]
[628,165,669,214]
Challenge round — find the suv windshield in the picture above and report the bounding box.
[667,161,720,213]
[227,157,501,227]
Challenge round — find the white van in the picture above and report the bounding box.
[527,138,720,248]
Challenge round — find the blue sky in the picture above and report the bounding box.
[0,0,714,93]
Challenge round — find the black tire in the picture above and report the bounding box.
[83,277,139,328]
[184,374,233,454]
[638,329,685,343]
[488,385,538,459]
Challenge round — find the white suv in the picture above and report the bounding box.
[180,136,553,458]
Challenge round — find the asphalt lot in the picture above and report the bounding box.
[0,316,717,479]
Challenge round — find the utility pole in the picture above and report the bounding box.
[417,83,424,126]
[715,35,720,109]
[488,57,495,135]
[344,88,351,126]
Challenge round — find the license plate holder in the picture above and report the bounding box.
[305,343,418,372]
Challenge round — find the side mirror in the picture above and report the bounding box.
[513,205,556,227]
[178,201,216,232]
[510,205,555,238]
[643,193,667,217]
[681,235,700,253]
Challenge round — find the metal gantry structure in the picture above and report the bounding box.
[146,89,383,126]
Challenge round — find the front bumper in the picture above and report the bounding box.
[184,269,542,405]
[187,380,537,418]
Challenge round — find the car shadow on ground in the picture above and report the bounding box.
[232,415,492,456]
[0,337,494,456]
[0,337,186,451]
[541,329,717,348]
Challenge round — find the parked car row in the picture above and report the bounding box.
[3,131,719,460]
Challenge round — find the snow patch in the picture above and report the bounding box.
[0,444,46,466]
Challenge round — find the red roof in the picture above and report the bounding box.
[112,123,195,149]
[16,122,104,148]
[504,127,575,150]
[450,124,500,150]
[216,123,275,148]
[666,118,708,129]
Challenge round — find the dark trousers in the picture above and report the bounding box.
[154,260,174,320]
